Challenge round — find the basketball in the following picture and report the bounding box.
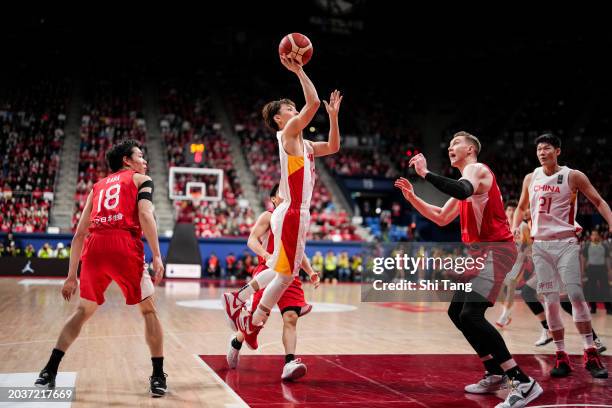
[279,33,313,65]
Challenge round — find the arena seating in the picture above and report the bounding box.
[1,80,68,232]
[159,80,254,237]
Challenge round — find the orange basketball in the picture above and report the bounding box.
[278,33,313,65]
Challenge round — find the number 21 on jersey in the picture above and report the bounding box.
[538,196,552,214]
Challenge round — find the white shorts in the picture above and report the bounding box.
[532,238,581,294]
[266,204,310,277]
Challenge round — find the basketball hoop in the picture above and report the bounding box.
[189,190,203,207]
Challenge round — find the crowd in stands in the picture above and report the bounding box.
[0,80,68,233]
[72,80,146,231]
[159,80,253,237]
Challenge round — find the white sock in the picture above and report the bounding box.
[252,273,292,325]
[582,332,595,349]
[554,339,565,352]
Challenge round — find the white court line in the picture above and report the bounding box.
[316,355,431,408]
[192,354,248,408]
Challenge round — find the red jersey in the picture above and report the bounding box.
[459,164,513,243]
[89,169,142,235]
[256,210,275,266]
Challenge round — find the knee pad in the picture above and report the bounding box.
[565,283,586,303]
[543,292,564,331]
[565,283,591,322]
[254,268,277,289]
[570,300,591,323]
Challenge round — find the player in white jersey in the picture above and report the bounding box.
[222,54,343,347]
[513,133,612,379]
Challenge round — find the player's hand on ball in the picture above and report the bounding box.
[62,277,78,301]
[280,54,303,74]
[310,273,321,289]
[394,177,415,200]
[152,255,164,286]
[408,153,429,178]
[324,90,343,118]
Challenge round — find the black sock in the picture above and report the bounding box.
[592,330,598,341]
[285,354,295,364]
[483,358,504,375]
[540,319,549,330]
[505,366,530,383]
[151,357,164,377]
[231,337,243,350]
[44,348,65,375]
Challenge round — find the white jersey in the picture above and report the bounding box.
[276,131,316,210]
[528,166,582,240]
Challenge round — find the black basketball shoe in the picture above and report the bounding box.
[34,369,56,389]
[150,373,167,397]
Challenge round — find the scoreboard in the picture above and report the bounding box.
[185,143,205,165]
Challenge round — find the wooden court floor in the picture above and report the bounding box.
[0,277,610,407]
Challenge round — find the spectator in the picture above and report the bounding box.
[351,253,363,281]
[338,251,351,281]
[226,252,237,277]
[207,252,221,278]
[311,251,324,277]
[24,244,35,258]
[56,243,69,259]
[7,242,21,257]
[324,250,338,284]
[0,243,5,257]
[37,243,53,258]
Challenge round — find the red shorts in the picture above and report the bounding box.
[458,241,518,304]
[80,230,154,305]
[250,264,308,315]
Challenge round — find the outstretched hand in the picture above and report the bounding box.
[323,90,343,118]
[280,54,303,74]
[394,177,416,201]
[408,153,429,178]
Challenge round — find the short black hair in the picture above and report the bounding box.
[262,99,295,131]
[535,133,561,149]
[106,139,141,172]
[505,199,518,209]
[270,183,280,197]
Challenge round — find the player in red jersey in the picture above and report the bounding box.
[35,139,168,397]
[395,132,542,408]
[226,184,320,381]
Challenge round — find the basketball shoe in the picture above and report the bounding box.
[495,377,543,408]
[464,372,509,394]
[281,359,307,381]
[584,347,608,378]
